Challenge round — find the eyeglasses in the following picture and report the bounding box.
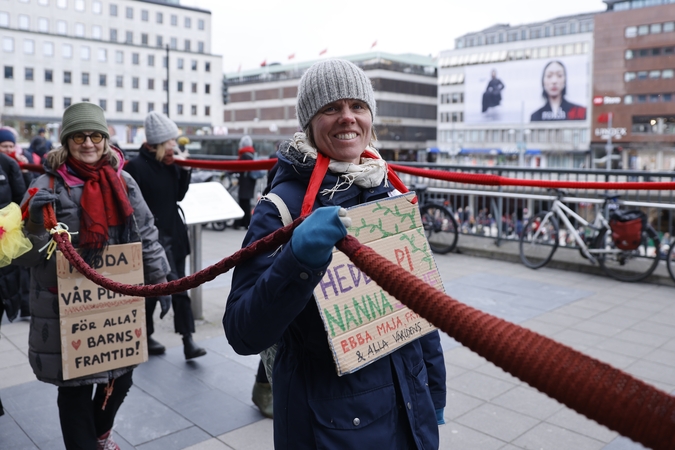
[70,132,104,145]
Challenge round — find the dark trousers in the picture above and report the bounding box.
[256,359,268,383]
[146,247,194,337]
[57,370,133,450]
[235,198,252,228]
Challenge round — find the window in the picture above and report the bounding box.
[625,72,636,82]
[156,12,163,23]
[198,41,204,53]
[125,7,133,19]
[1,12,9,28]
[25,95,34,108]
[80,46,90,60]
[171,14,177,26]
[663,69,674,78]
[4,93,13,107]
[624,95,633,104]
[98,49,107,62]
[116,75,123,87]
[116,100,123,112]
[24,39,35,54]
[141,33,148,46]
[18,15,29,30]
[650,94,660,102]
[637,94,647,103]
[205,105,210,116]
[664,22,675,33]
[649,70,661,79]
[185,17,191,28]
[64,97,72,108]
[191,60,197,71]
[25,67,34,81]
[148,55,154,66]
[75,0,84,11]
[205,61,210,72]
[625,49,633,59]
[191,82,197,93]
[184,39,191,51]
[75,23,85,37]
[141,10,148,21]
[162,80,168,91]
[638,25,649,35]
[82,72,89,85]
[132,53,139,64]
[177,104,183,115]
[115,51,123,63]
[64,71,71,83]
[57,20,67,34]
[110,29,117,42]
[163,57,168,68]
[92,25,101,39]
[63,44,72,58]
[99,99,107,111]
[156,36,163,48]
[205,84,210,94]
[93,1,102,14]
[4,66,13,79]
[191,105,197,116]
[38,0,49,5]
[45,69,53,82]
[2,36,13,51]
[132,77,139,88]
[148,79,154,90]
[637,71,648,80]
[650,23,662,34]
[177,81,183,92]
[170,37,177,49]
[177,58,184,69]
[82,98,89,102]
[198,19,204,30]
[110,4,117,16]
[57,0,67,8]
[99,74,106,86]
[45,96,53,109]
[162,103,168,114]
[148,102,154,112]
[38,17,49,32]
[126,31,133,44]
[132,101,139,113]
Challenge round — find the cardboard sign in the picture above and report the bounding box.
[314,193,444,376]
[57,243,148,380]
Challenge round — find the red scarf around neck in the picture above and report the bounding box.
[66,156,134,258]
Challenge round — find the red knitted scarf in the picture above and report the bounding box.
[66,156,134,260]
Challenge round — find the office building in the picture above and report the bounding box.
[0,0,223,145]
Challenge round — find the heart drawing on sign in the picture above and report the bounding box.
[135,328,142,338]
[72,340,81,350]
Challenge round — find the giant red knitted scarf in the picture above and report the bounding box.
[66,156,134,261]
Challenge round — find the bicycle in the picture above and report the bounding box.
[411,184,459,254]
[519,189,661,282]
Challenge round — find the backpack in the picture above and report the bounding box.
[609,210,646,251]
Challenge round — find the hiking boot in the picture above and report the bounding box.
[147,336,165,355]
[183,334,206,360]
[97,429,120,450]
[252,381,273,418]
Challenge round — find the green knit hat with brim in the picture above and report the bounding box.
[60,102,110,145]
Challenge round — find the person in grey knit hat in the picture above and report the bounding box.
[125,113,206,360]
[224,58,446,448]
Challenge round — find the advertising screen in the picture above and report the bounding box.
[464,55,589,125]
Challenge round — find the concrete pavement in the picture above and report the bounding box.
[2,226,674,449]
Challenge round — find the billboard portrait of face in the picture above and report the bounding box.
[463,54,589,125]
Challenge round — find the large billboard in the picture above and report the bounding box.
[464,55,589,125]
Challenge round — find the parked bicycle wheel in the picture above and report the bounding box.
[519,212,559,269]
[595,225,661,282]
[420,204,459,254]
[667,237,675,284]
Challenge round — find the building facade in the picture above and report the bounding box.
[0,0,223,146]
[592,0,675,171]
[223,53,438,162]
[438,13,596,168]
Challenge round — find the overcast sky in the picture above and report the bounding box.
[180,0,607,74]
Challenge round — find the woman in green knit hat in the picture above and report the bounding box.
[14,102,171,450]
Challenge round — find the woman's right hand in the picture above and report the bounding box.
[28,189,58,223]
[291,206,351,267]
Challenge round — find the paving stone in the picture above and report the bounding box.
[216,419,273,450]
[602,435,648,449]
[520,318,566,337]
[582,347,636,369]
[512,422,606,450]
[623,359,675,386]
[595,339,654,359]
[447,371,517,402]
[491,385,564,420]
[546,407,618,443]
[445,346,488,370]
[455,403,540,442]
[614,329,670,348]
[444,388,485,420]
[438,421,506,450]
[0,417,39,449]
[184,438,233,450]
[551,329,607,350]
[136,426,211,450]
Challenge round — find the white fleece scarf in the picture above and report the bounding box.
[291,132,388,199]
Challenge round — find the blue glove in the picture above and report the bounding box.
[291,206,350,267]
[158,295,172,319]
[29,189,58,223]
[436,408,445,425]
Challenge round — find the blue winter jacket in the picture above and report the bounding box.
[223,142,446,449]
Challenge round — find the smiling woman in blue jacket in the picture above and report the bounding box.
[223,59,446,449]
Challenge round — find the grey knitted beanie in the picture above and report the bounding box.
[60,102,110,144]
[144,111,178,145]
[239,135,253,149]
[296,59,376,130]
